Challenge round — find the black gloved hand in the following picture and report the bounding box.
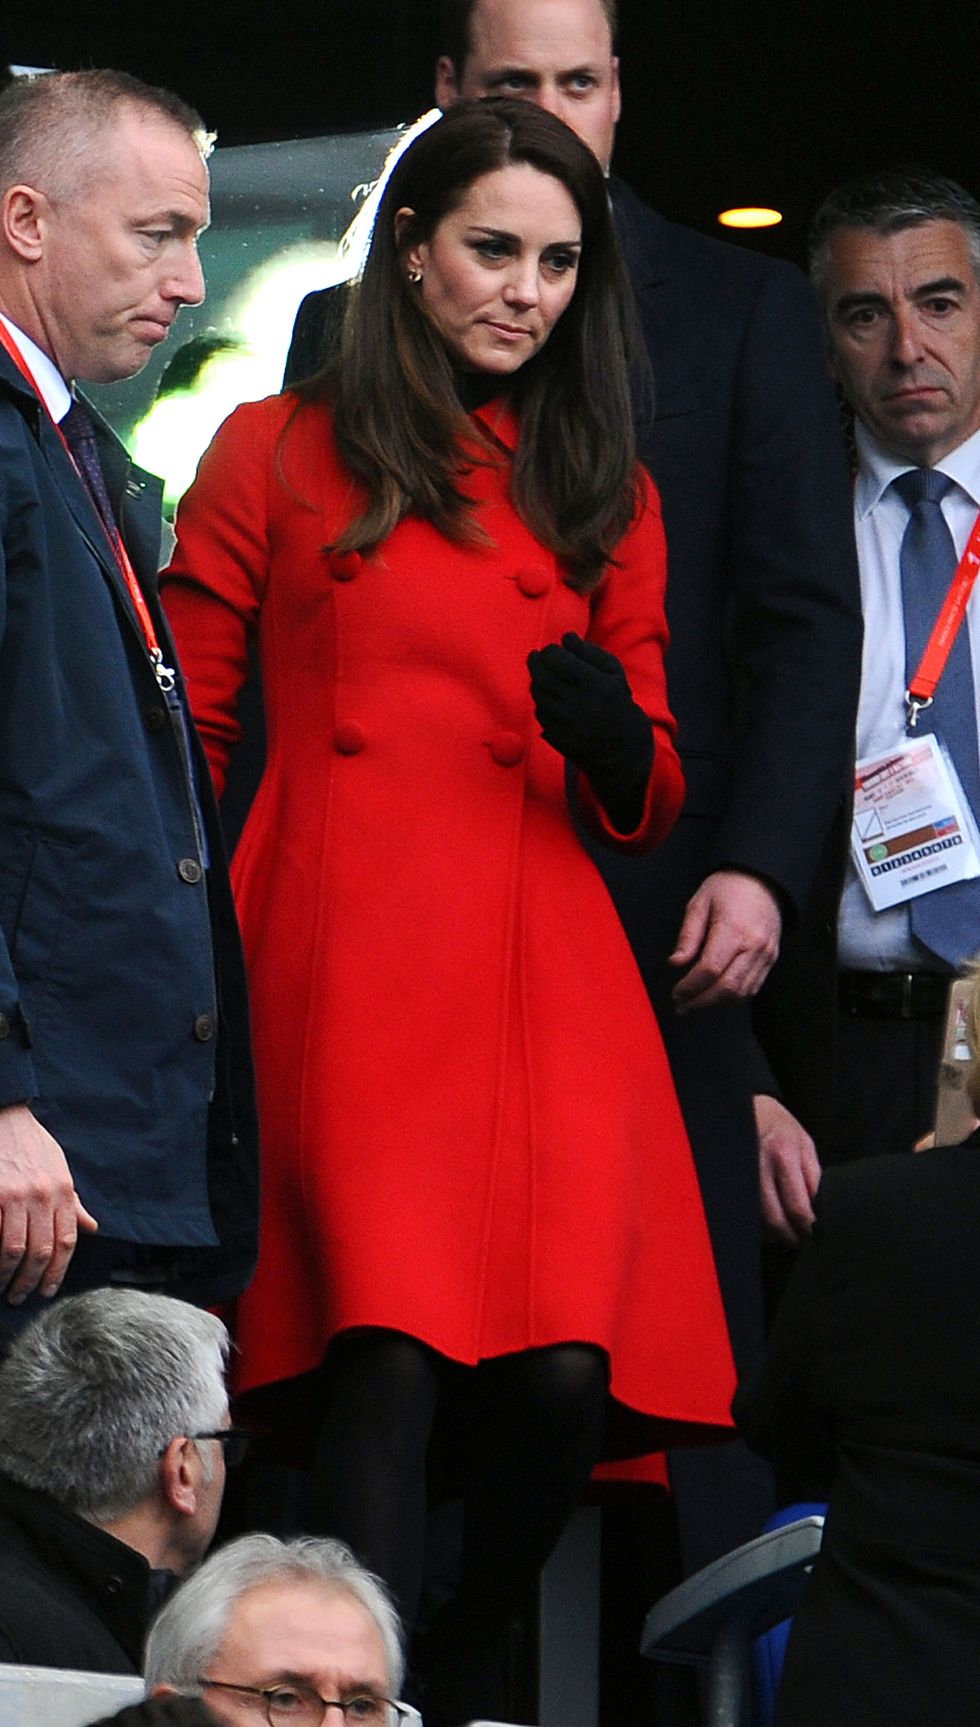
[527,632,654,830]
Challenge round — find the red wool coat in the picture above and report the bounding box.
[164,392,735,1434]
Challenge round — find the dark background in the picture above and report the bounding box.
[4,0,980,267]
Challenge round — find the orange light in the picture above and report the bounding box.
[718,206,783,229]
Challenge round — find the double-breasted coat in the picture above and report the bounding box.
[163,391,735,1434]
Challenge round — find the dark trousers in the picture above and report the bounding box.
[829,1001,946,1165]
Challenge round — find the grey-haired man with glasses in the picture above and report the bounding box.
[0,1288,234,1673]
[146,1535,418,1727]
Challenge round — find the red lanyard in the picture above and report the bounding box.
[0,319,175,691]
[905,501,980,729]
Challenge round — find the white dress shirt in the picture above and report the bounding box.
[838,419,980,971]
[0,313,71,423]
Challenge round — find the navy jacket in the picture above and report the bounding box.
[0,347,257,1300]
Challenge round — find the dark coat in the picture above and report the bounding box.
[0,348,257,1302]
[736,1142,980,1727]
[0,1471,159,1671]
[588,184,863,1374]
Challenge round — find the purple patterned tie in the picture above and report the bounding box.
[61,399,120,543]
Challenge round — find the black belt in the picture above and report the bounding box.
[838,970,950,1020]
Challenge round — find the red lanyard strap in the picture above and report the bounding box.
[906,505,980,729]
[0,319,174,690]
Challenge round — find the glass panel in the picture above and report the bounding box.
[88,115,437,514]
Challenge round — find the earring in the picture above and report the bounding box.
[408,267,423,284]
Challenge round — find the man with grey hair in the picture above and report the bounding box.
[146,1534,415,1727]
[0,67,257,1329]
[808,167,980,1165]
[0,1288,234,1672]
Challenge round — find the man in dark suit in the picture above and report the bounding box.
[0,69,257,1330]
[432,0,862,1562]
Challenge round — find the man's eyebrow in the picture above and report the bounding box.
[834,276,969,317]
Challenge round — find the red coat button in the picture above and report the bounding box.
[334,722,367,755]
[331,552,362,582]
[515,565,551,598]
[489,730,525,767]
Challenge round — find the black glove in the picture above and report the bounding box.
[527,632,654,831]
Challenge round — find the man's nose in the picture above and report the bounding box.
[889,307,925,366]
[167,243,206,307]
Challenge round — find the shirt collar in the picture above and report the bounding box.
[855,416,980,518]
[0,314,72,423]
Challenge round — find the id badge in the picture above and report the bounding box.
[851,732,980,912]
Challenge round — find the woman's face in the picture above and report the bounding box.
[399,162,582,375]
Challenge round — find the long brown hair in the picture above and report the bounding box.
[306,100,646,593]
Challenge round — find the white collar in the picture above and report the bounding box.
[855,417,980,518]
[0,314,72,424]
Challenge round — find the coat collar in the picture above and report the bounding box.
[0,1470,157,1668]
[608,177,671,290]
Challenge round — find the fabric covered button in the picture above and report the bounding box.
[488,730,525,767]
[193,1013,216,1042]
[331,552,363,582]
[144,705,166,732]
[178,857,203,884]
[0,1015,9,1040]
[515,565,551,598]
[334,722,367,755]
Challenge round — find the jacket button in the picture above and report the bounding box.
[334,722,366,755]
[488,730,525,767]
[144,706,166,732]
[106,1575,124,1596]
[178,857,203,884]
[0,1015,9,1040]
[193,1013,216,1042]
[331,552,362,582]
[515,565,551,598]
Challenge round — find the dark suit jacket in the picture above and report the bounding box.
[0,1471,157,1671]
[591,184,862,1370]
[0,347,258,1302]
[736,1142,980,1727]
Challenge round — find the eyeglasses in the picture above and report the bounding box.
[191,1427,251,1467]
[157,1428,251,1468]
[196,1679,420,1727]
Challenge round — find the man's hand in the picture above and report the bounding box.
[0,1105,98,1305]
[755,1093,820,1245]
[669,869,782,1011]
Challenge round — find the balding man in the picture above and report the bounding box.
[0,69,256,1329]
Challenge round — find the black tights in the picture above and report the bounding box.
[312,1331,609,1716]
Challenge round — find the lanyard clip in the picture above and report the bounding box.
[905,690,933,731]
[151,648,177,694]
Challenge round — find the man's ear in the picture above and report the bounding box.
[434,55,460,110]
[610,56,623,127]
[158,1435,200,1517]
[1,186,46,262]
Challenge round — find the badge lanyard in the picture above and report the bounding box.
[905,504,980,731]
[0,319,176,692]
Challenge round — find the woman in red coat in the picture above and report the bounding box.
[164,100,733,1723]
